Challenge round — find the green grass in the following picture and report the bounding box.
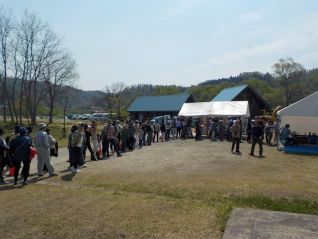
[83,179,318,233]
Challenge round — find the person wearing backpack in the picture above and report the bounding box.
[9,127,33,185]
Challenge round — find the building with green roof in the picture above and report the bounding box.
[211,85,271,117]
[127,93,195,120]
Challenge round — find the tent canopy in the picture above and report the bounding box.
[277,91,318,135]
[277,91,318,116]
[178,101,250,117]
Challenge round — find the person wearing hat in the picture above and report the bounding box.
[0,128,10,185]
[34,123,56,177]
[9,127,33,185]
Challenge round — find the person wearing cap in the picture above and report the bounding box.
[9,127,33,185]
[34,123,56,177]
[0,128,10,185]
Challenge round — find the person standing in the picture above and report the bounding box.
[250,120,264,157]
[171,117,177,140]
[0,128,10,185]
[104,120,122,158]
[218,118,225,141]
[153,121,160,143]
[84,124,96,161]
[127,120,135,150]
[195,119,202,141]
[69,124,85,172]
[9,127,33,185]
[230,120,241,154]
[176,118,182,139]
[90,121,100,159]
[165,118,172,141]
[246,119,252,143]
[34,123,56,177]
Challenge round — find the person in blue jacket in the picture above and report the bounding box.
[9,127,33,186]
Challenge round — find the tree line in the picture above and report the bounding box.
[0,8,78,125]
[103,58,318,117]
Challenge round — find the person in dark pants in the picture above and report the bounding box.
[195,119,202,141]
[127,120,135,150]
[250,120,264,157]
[0,128,10,185]
[9,127,33,185]
[230,120,241,154]
[84,124,96,160]
[246,119,252,143]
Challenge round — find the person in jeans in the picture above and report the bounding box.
[230,120,241,154]
[9,127,33,185]
[34,123,56,177]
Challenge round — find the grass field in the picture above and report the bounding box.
[1,138,318,238]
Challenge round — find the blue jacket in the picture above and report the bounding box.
[9,135,32,162]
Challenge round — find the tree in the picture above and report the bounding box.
[42,53,78,123]
[105,82,126,119]
[272,58,305,106]
[0,7,14,122]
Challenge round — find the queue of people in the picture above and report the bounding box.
[0,116,295,186]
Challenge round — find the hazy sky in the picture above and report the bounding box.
[2,0,318,90]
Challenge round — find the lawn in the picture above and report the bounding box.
[0,138,318,238]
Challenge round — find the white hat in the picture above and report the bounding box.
[38,123,47,130]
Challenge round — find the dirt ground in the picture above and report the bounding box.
[1,139,318,239]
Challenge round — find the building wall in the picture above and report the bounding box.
[234,89,270,118]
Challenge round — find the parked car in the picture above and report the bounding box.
[151,115,171,124]
[91,113,110,121]
[78,114,92,120]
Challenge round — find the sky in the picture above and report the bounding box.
[1,0,318,90]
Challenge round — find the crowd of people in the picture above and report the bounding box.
[0,124,57,186]
[0,116,293,186]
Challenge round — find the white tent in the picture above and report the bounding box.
[277,91,318,135]
[178,101,250,117]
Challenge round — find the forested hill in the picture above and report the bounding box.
[198,72,274,86]
[55,67,318,114]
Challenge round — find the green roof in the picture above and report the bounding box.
[211,85,248,101]
[127,93,193,112]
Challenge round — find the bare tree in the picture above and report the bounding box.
[105,82,126,119]
[15,11,63,124]
[42,53,78,123]
[0,7,14,122]
[272,57,305,106]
